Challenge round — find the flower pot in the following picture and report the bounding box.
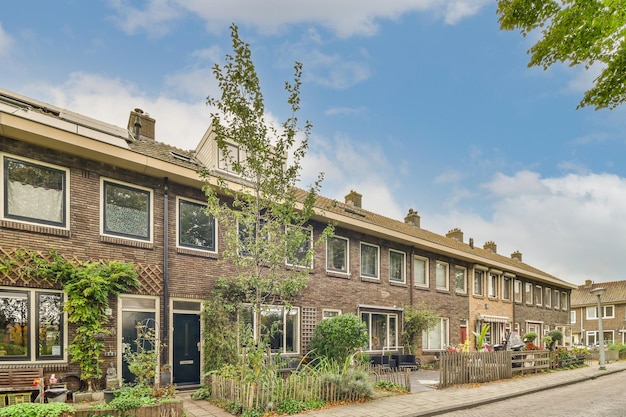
[103,388,115,403]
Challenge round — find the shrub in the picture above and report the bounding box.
[0,403,74,417]
[308,314,368,363]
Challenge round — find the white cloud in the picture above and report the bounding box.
[443,0,493,25]
[108,0,183,37]
[109,0,489,39]
[429,171,626,285]
[25,72,210,151]
[0,22,14,56]
[301,133,405,219]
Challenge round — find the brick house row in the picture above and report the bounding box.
[0,88,576,387]
[571,280,626,346]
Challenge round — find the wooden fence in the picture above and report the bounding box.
[439,350,551,388]
[210,368,411,413]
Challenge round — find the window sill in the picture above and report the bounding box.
[361,276,380,284]
[326,271,350,279]
[177,247,218,258]
[0,220,70,238]
[100,235,153,249]
[415,285,430,290]
[389,281,407,287]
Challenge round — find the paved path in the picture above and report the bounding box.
[179,361,626,417]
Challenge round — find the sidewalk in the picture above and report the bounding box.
[179,361,626,417]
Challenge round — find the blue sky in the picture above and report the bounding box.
[2,1,625,285]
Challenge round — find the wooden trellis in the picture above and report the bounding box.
[0,247,163,294]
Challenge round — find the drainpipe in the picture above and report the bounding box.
[163,177,170,369]
[409,248,414,306]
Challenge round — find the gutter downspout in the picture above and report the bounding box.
[409,248,414,306]
[163,177,170,371]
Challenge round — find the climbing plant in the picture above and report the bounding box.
[0,249,139,390]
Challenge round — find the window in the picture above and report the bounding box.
[587,305,615,319]
[455,266,467,294]
[414,256,428,287]
[286,226,313,268]
[243,305,299,354]
[544,287,552,308]
[102,179,152,241]
[322,309,341,319]
[554,290,561,309]
[586,306,598,319]
[422,317,449,351]
[217,142,241,173]
[586,331,614,346]
[237,217,268,257]
[488,273,499,298]
[502,276,512,301]
[361,311,398,351]
[3,156,68,227]
[327,236,349,273]
[514,279,522,303]
[561,292,568,310]
[436,261,449,290]
[525,282,533,305]
[360,243,379,279]
[389,250,406,283]
[473,270,484,296]
[535,285,543,306]
[570,310,576,324]
[0,289,64,361]
[177,198,216,251]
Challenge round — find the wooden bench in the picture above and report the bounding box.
[0,368,43,405]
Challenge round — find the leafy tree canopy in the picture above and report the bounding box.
[497,0,626,109]
[203,24,333,346]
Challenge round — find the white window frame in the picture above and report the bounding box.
[326,236,349,274]
[414,256,429,288]
[176,196,217,253]
[322,309,341,319]
[554,290,561,309]
[455,266,467,294]
[473,270,485,296]
[389,249,406,284]
[1,154,70,229]
[544,287,552,308]
[535,285,543,306]
[502,276,512,301]
[422,317,449,351]
[436,261,449,291]
[561,291,568,310]
[488,273,499,298]
[570,310,576,324]
[101,177,153,243]
[0,288,67,363]
[360,242,380,279]
[244,304,300,355]
[361,311,399,352]
[514,279,522,303]
[587,305,615,319]
[525,282,533,305]
[285,225,313,268]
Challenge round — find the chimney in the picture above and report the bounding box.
[127,108,156,141]
[404,208,420,228]
[469,238,474,249]
[511,251,522,262]
[584,279,593,287]
[344,190,362,208]
[446,228,463,243]
[483,241,497,254]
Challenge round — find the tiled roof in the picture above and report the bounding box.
[571,280,626,306]
[0,85,573,290]
[129,139,200,171]
[296,189,574,288]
